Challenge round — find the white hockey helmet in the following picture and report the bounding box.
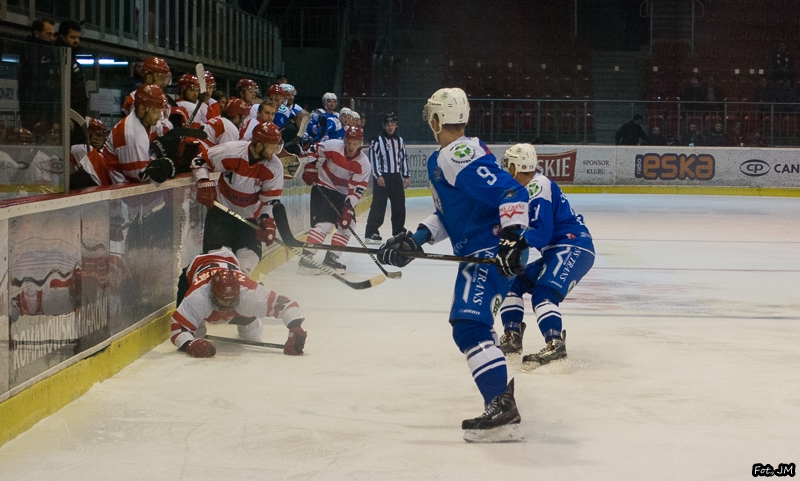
[423,88,470,126]
[280,83,296,94]
[339,107,352,116]
[503,143,539,173]
[322,92,337,102]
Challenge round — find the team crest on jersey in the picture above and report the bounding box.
[527,183,542,198]
[433,167,443,181]
[491,294,503,318]
[450,142,476,164]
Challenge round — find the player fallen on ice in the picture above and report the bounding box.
[376,87,530,442]
[298,126,371,275]
[172,247,307,357]
[497,144,595,370]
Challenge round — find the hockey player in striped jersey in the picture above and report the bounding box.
[202,97,250,148]
[235,79,261,121]
[377,88,530,442]
[172,246,307,358]
[203,70,221,119]
[121,56,171,116]
[192,121,284,276]
[175,74,208,128]
[239,101,277,141]
[298,126,371,274]
[69,118,107,174]
[497,144,595,370]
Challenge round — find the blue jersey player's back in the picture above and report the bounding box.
[522,173,592,251]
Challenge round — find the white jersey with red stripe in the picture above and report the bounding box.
[69,144,92,174]
[98,112,170,184]
[246,103,260,122]
[206,98,220,119]
[238,117,261,141]
[176,99,208,128]
[312,139,371,207]
[192,140,283,219]
[121,91,136,115]
[202,116,239,147]
[170,247,302,348]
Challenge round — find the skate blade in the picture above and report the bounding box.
[463,423,523,443]
[521,356,567,372]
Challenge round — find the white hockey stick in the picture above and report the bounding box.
[185,63,207,127]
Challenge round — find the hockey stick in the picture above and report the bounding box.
[212,201,385,289]
[317,187,402,279]
[272,203,499,265]
[204,334,284,350]
[185,63,207,128]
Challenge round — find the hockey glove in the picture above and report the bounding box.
[185,338,216,358]
[256,215,276,246]
[496,227,528,277]
[301,161,318,186]
[283,326,307,356]
[195,179,217,208]
[339,201,355,230]
[142,156,176,184]
[377,230,423,267]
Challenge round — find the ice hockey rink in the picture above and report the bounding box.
[0,193,798,481]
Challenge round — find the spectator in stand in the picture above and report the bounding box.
[644,125,667,145]
[683,76,706,112]
[728,120,746,146]
[774,79,797,112]
[754,76,772,112]
[706,122,726,146]
[705,75,723,112]
[748,130,768,147]
[18,18,58,135]
[614,114,647,145]
[771,42,793,83]
[682,122,704,146]
[55,20,88,119]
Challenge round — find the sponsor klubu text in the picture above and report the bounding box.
[537,150,577,182]
[634,153,715,180]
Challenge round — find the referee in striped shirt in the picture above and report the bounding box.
[364,112,410,243]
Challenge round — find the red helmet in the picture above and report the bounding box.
[87,117,107,133]
[236,79,258,93]
[133,84,167,110]
[210,270,240,310]
[170,105,190,125]
[7,127,34,144]
[266,83,285,99]
[177,74,200,93]
[344,126,364,141]
[225,97,251,118]
[251,121,282,145]
[204,71,216,88]
[142,56,170,75]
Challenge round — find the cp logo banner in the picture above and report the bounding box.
[635,153,715,181]
[739,159,769,177]
[537,149,577,182]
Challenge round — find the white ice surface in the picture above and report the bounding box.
[1,194,799,481]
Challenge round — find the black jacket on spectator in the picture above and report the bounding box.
[55,36,89,117]
[18,34,59,132]
[706,130,727,146]
[645,133,668,145]
[615,119,647,145]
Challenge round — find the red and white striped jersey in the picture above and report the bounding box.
[70,144,92,174]
[193,140,283,219]
[202,116,240,147]
[98,112,171,184]
[121,90,136,115]
[246,103,259,122]
[176,99,208,128]
[239,117,260,141]
[170,247,302,348]
[312,139,371,207]
[206,98,221,119]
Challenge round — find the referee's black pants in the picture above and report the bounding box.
[365,172,406,238]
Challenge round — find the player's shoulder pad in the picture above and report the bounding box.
[527,173,553,200]
[439,137,488,167]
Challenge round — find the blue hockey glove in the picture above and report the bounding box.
[377,230,424,267]
[496,227,528,277]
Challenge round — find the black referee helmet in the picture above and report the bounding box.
[383,112,398,124]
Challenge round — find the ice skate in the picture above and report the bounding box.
[297,252,321,275]
[521,330,567,371]
[323,252,346,274]
[462,379,523,443]
[365,233,382,245]
[499,322,526,355]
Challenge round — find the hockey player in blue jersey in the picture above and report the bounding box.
[497,144,595,371]
[377,88,530,442]
[306,92,344,142]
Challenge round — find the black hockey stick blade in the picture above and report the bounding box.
[212,201,385,289]
[204,334,284,350]
[272,203,499,265]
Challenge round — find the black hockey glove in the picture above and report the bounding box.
[142,156,176,184]
[377,230,423,267]
[496,227,528,277]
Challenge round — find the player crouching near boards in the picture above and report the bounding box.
[298,126,371,274]
[172,247,307,357]
[497,144,595,370]
[192,121,284,276]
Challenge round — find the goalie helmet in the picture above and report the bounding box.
[210,270,240,311]
[423,88,470,126]
[133,84,167,110]
[225,97,251,118]
[503,143,539,173]
[251,121,283,145]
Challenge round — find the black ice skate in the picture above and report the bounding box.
[521,330,567,372]
[499,322,526,355]
[297,252,321,275]
[323,252,346,274]
[365,233,382,245]
[462,379,523,443]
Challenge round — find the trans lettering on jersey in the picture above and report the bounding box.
[634,153,715,180]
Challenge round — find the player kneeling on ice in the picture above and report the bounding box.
[497,144,594,370]
[172,247,307,357]
[377,88,529,442]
